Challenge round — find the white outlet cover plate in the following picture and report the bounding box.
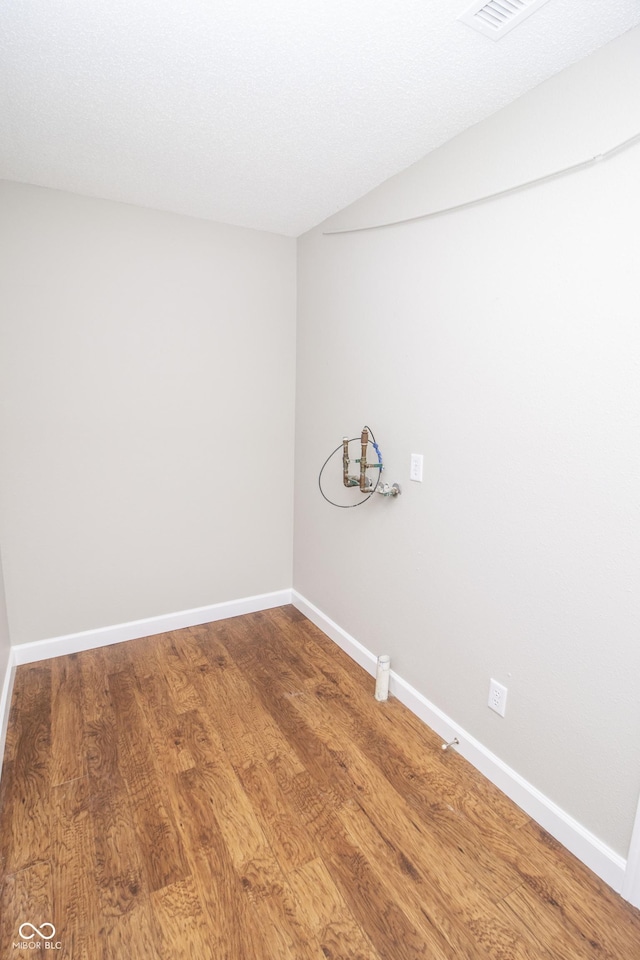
[488,678,508,717]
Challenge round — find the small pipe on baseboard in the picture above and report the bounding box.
[375,655,391,701]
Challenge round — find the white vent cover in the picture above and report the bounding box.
[458,0,552,40]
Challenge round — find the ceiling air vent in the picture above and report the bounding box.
[458,0,552,40]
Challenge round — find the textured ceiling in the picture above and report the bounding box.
[1,1,639,236]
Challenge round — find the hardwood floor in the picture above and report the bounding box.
[1,605,639,958]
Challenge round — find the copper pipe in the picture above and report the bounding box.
[359,427,369,492]
[342,437,350,487]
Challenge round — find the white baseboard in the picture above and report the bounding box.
[622,792,640,908]
[292,590,627,896]
[11,589,293,666]
[0,648,17,783]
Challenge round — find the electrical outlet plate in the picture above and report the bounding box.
[488,678,507,717]
[410,453,423,482]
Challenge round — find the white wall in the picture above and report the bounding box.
[0,182,296,644]
[294,26,640,858]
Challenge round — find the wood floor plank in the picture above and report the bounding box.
[499,882,614,960]
[173,762,275,960]
[130,654,197,775]
[250,878,328,960]
[84,681,152,932]
[290,856,383,960]
[178,625,213,668]
[303,802,439,960]
[189,633,264,770]
[187,632,324,874]
[336,799,481,960]
[178,761,283,903]
[176,707,226,768]
[81,646,120,791]
[51,652,86,787]
[0,860,55,956]
[235,755,319,872]
[79,646,115,724]
[0,758,13,877]
[2,674,22,764]
[108,667,189,893]
[0,663,53,874]
[99,637,134,673]
[150,877,216,960]
[98,891,165,960]
[50,776,100,960]
[224,633,352,809]
[190,626,290,767]
[149,631,204,713]
[177,761,325,959]
[90,777,149,919]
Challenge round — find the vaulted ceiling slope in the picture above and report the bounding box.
[1,1,639,237]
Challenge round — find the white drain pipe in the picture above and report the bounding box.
[375,655,390,701]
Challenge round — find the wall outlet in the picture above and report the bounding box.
[488,678,507,717]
